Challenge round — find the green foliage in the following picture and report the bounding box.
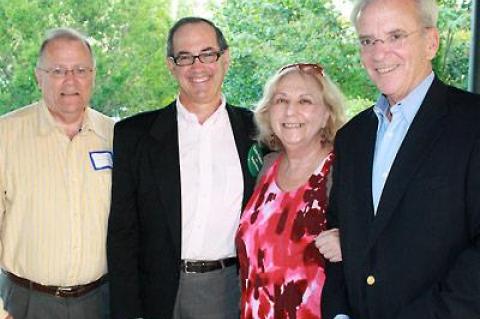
[215,0,376,113]
[216,0,472,117]
[0,0,474,119]
[0,0,175,117]
[433,0,472,89]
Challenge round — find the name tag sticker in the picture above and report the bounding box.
[89,151,113,170]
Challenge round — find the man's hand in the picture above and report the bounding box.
[315,228,342,262]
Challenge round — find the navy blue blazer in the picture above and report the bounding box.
[322,78,480,319]
[107,102,256,319]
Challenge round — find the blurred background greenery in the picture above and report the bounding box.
[0,0,472,118]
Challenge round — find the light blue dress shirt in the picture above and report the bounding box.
[371,73,434,213]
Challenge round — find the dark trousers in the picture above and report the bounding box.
[173,265,240,319]
[0,272,110,319]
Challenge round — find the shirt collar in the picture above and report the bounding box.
[373,72,435,125]
[37,99,109,140]
[176,95,227,126]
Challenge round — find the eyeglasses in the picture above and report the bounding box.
[359,30,421,52]
[37,66,95,78]
[170,50,225,66]
[278,63,324,77]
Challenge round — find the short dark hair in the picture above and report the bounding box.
[37,27,95,67]
[166,17,229,57]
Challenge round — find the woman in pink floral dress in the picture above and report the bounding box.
[236,63,346,319]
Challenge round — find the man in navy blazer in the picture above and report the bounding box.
[322,1,480,318]
[107,17,256,319]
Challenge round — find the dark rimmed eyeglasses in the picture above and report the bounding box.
[170,50,225,66]
[278,63,324,77]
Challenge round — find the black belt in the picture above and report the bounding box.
[4,271,106,298]
[180,257,237,273]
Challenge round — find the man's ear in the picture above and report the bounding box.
[166,57,175,74]
[222,49,230,71]
[35,68,42,90]
[425,27,440,61]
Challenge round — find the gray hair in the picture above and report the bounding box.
[37,27,95,67]
[254,68,346,151]
[166,16,229,57]
[351,0,439,30]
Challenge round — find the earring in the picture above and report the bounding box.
[319,127,328,144]
[269,134,277,149]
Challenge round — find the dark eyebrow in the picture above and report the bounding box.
[200,47,217,52]
[175,51,192,56]
[174,47,218,56]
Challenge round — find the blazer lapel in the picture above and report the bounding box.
[226,105,254,208]
[367,78,448,249]
[148,103,182,258]
[353,110,378,228]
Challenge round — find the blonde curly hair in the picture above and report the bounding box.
[254,64,346,151]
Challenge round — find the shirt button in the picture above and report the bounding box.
[367,275,376,286]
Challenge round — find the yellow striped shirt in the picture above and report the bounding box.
[0,100,114,286]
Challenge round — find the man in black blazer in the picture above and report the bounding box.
[107,17,256,319]
[322,1,480,318]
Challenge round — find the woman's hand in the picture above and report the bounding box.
[315,228,342,262]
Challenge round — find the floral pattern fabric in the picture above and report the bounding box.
[236,152,334,319]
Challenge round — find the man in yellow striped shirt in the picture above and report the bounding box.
[0,28,114,319]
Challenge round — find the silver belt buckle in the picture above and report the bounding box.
[55,286,73,297]
[183,261,195,274]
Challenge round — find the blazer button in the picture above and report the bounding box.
[366,275,375,286]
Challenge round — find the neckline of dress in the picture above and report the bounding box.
[271,151,333,193]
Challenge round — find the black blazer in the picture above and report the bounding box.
[322,78,480,319]
[107,102,256,319]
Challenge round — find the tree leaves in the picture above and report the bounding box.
[0,0,472,118]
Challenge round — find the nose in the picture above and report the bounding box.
[63,69,76,81]
[285,101,295,115]
[370,40,389,61]
[191,56,204,67]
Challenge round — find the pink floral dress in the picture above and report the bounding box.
[236,152,334,319]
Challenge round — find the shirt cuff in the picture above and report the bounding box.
[333,315,351,319]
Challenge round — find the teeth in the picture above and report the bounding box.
[376,65,397,74]
[191,76,209,83]
[283,123,302,128]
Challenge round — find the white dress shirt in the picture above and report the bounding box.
[176,97,243,260]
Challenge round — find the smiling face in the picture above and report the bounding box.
[167,21,230,110]
[357,0,439,105]
[35,38,95,121]
[269,71,330,152]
